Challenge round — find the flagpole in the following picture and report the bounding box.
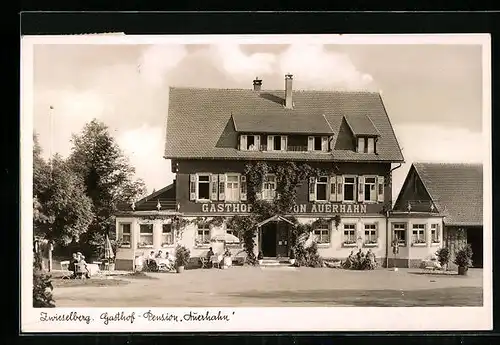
[48,105,54,272]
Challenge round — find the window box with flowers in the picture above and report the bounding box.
[412,239,427,247]
[364,240,378,248]
[411,224,427,246]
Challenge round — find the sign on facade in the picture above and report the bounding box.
[201,203,367,214]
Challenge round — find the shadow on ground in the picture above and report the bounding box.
[231,287,483,307]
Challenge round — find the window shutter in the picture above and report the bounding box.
[329,136,335,151]
[358,176,365,202]
[307,136,314,151]
[321,136,328,151]
[255,135,261,150]
[218,174,226,201]
[267,135,273,151]
[357,137,365,153]
[329,175,337,201]
[189,174,197,201]
[281,136,287,151]
[240,135,247,151]
[240,175,247,201]
[210,174,218,201]
[309,177,316,202]
[336,175,343,201]
[377,176,385,202]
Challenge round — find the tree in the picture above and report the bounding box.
[34,153,94,246]
[68,120,146,255]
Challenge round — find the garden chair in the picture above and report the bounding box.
[200,257,209,269]
[211,255,221,269]
[60,260,72,279]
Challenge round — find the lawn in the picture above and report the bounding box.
[50,267,483,307]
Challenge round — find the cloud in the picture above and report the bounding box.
[209,44,277,82]
[277,44,375,90]
[116,124,175,193]
[138,45,188,87]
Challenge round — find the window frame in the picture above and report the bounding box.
[225,173,241,202]
[315,176,329,202]
[343,175,357,203]
[138,223,154,248]
[262,174,277,200]
[342,224,357,247]
[430,223,441,245]
[313,228,331,245]
[411,223,427,246]
[196,173,212,201]
[118,223,132,248]
[195,224,211,247]
[364,223,378,246]
[161,223,175,248]
[357,136,376,154]
[392,223,407,247]
[363,175,378,202]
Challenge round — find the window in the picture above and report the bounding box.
[138,224,153,248]
[431,224,440,243]
[343,176,356,202]
[314,228,330,244]
[343,224,356,245]
[225,174,240,202]
[357,137,376,154]
[316,176,328,201]
[308,136,329,152]
[119,223,131,247]
[162,224,174,247]
[197,174,211,200]
[393,223,406,246]
[412,224,426,244]
[196,224,210,246]
[240,135,260,151]
[267,135,287,151]
[273,136,282,150]
[262,174,277,200]
[364,224,377,244]
[364,177,377,202]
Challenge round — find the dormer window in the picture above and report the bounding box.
[240,135,260,151]
[308,136,329,152]
[357,136,376,154]
[267,135,287,151]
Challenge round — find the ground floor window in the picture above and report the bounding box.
[343,224,356,245]
[430,224,440,244]
[196,224,211,247]
[313,228,330,244]
[119,223,131,247]
[393,223,406,246]
[412,224,426,244]
[364,224,377,244]
[162,224,174,247]
[138,224,153,248]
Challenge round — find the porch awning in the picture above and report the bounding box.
[256,215,295,228]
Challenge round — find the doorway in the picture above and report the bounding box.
[261,223,277,257]
[467,227,483,268]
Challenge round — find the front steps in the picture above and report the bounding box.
[259,258,293,267]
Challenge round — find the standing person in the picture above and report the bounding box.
[207,247,215,268]
[68,253,78,278]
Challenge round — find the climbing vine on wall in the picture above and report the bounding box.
[191,216,226,228]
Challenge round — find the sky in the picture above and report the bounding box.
[32,41,484,201]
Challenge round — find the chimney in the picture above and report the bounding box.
[253,77,262,91]
[285,73,293,109]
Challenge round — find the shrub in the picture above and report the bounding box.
[453,244,473,268]
[342,250,376,270]
[436,247,451,268]
[174,245,191,268]
[33,256,55,308]
[295,242,323,268]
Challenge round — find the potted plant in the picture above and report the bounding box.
[174,244,191,273]
[257,251,263,265]
[454,244,473,275]
[289,248,296,265]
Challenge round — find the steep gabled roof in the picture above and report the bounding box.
[164,87,404,162]
[344,114,380,136]
[407,163,483,226]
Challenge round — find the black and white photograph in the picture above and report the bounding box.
[21,34,492,332]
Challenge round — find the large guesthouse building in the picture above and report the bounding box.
[115,75,406,270]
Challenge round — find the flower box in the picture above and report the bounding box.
[412,242,427,247]
[342,242,357,248]
[364,242,378,247]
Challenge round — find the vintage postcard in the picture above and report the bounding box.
[21,34,492,332]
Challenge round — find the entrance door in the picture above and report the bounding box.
[261,223,277,257]
[276,223,289,258]
[467,228,483,268]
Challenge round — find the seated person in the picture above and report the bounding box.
[75,253,90,278]
[207,247,215,260]
[146,251,158,271]
[163,252,174,270]
[68,253,78,277]
[223,248,231,257]
[155,250,163,259]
